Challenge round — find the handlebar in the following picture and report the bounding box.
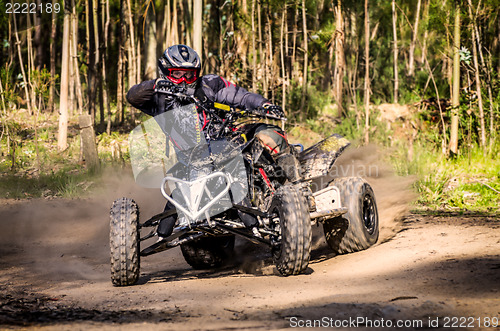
[154,86,287,121]
[247,108,287,121]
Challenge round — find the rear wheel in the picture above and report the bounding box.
[181,235,235,269]
[271,185,312,276]
[110,198,140,286]
[323,177,379,254]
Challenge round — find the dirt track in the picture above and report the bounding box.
[0,173,499,330]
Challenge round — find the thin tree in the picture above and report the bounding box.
[71,0,83,114]
[58,0,72,151]
[97,0,105,129]
[408,0,421,77]
[193,0,203,58]
[161,0,171,51]
[300,0,308,114]
[34,0,43,69]
[291,1,298,80]
[420,0,429,64]
[170,0,179,45]
[103,0,112,133]
[333,0,345,115]
[49,0,57,113]
[449,0,460,155]
[347,7,360,129]
[144,0,157,79]
[280,3,287,111]
[257,0,266,95]
[117,0,126,124]
[87,0,97,120]
[251,0,256,91]
[126,0,137,87]
[468,0,496,148]
[364,0,370,144]
[12,14,32,115]
[392,0,399,104]
[466,0,486,151]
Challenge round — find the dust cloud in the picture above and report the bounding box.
[0,166,165,282]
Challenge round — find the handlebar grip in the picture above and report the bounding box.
[249,108,287,121]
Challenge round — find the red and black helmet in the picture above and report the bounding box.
[158,45,201,85]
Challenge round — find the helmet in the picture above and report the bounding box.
[158,45,201,85]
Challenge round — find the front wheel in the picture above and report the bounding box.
[110,198,140,286]
[323,177,379,254]
[271,185,312,276]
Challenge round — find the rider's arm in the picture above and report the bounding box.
[126,80,157,115]
[198,74,268,110]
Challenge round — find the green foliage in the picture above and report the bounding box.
[407,142,500,213]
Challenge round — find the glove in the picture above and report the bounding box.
[154,78,174,90]
[260,103,285,119]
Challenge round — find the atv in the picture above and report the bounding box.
[109,87,379,286]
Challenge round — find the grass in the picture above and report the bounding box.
[411,146,500,213]
[0,168,100,199]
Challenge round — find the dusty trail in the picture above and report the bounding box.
[0,171,499,330]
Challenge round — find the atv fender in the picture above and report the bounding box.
[298,134,350,180]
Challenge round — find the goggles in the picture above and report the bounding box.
[166,68,199,84]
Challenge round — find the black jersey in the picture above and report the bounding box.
[126,74,268,117]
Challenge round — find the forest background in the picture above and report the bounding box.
[0,0,499,213]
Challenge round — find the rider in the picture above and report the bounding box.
[127,44,287,239]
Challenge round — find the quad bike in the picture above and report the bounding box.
[109,87,379,286]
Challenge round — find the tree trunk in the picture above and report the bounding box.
[280,3,287,111]
[333,0,345,116]
[72,0,83,114]
[87,0,97,120]
[408,0,421,77]
[104,0,112,134]
[364,0,370,144]
[392,0,399,104]
[291,1,298,80]
[193,0,203,58]
[170,0,179,45]
[466,0,486,151]
[267,12,274,102]
[449,1,460,155]
[58,0,71,151]
[117,0,126,124]
[251,0,256,91]
[26,13,37,114]
[49,1,57,113]
[348,9,360,129]
[257,0,266,95]
[420,0,429,64]
[144,2,157,80]
[13,16,32,115]
[96,0,105,130]
[34,0,43,69]
[163,0,171,52]
[469,0,495,148]
[497,12,500,76]
[79,114,100,170]
[300,0,308,114]
[127,0,137,87]
[125,0,137,123]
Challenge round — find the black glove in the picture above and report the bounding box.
[154,78,174,90]
[259,103,285,119]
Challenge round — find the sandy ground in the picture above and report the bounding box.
[0,170,499,330]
